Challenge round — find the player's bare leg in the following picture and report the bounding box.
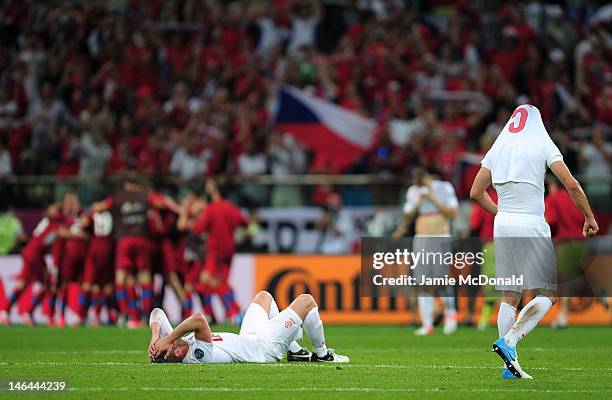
[289,294,349,362]
[250,291,310,361]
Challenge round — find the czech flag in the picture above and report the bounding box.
[274,86,376,172]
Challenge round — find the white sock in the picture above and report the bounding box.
[269,298,302,352]
[504,296,552,347]
[303,307,327,357]
[441,296,456,316]
[288,341,303,353]
[417,295,434,329]
[497,302,516,338]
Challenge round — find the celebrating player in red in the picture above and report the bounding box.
[80,210,116,326]
[189,180,249,323]
[0,204,63,325]
[54,192,89,327]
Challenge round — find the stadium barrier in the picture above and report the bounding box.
[1,254,609,325]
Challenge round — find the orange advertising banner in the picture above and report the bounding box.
[253,255,611,325]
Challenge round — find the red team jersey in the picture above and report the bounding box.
[545,189,583,238]
[193,199,248,279]
[193,199,248,255]
[20,216,62,282]
[60,211,89,281]
[83,211,114,285]
[470,189,498,241]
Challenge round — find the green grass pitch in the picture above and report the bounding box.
[0,325,610,399]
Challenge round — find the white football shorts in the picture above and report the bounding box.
[239,303,303,362]
[493,212,557,292]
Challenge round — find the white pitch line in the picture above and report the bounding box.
[35,350,142,355]
[68,387,611,394]
[1,361,610,372]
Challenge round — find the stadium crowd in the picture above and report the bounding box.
[0,0,610,208]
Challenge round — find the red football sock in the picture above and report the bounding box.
[93,292,105,318]
[141,283,154,315]
[127,286,139,321]
[196,283,214,317]
[215,283,240,319]
[115,284,128,315]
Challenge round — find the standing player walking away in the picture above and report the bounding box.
[185,180,248,324]
[0,204,62,325]
[148,291,348,364]
[545,176,588,329]
[393,168,460,336]
[470,104,598,379]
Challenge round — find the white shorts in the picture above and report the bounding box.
[493,212,557,292]
[239,303,302,362]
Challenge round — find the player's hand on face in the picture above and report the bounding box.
[152,336,173,359]
[148,336,159,360]
[583,218,599,238]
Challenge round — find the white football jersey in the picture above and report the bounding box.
[403,180,459,215]
[481,104,562,216]
[182,332,266,364]
[481,104,562,193]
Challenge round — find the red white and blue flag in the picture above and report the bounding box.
[274,86,376,172]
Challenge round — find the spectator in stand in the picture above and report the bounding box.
[0,139,12,177]
[580,126,612,210]
[79,127,112,204]
[26,80,77,173]
[556,131,580,173]
[315,193,355,254]
[288,3,319,55]
[163,81,202,130]
[79,128,112,178]
[0,86,19,131]
[237,141,268,207]
[268,132,306,207]
[170,138,210,196]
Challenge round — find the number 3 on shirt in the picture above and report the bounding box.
[508,107,528,133]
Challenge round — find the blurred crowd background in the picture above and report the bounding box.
[0,0,610,231]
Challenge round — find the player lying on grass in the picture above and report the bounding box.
[148,291,349,363]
